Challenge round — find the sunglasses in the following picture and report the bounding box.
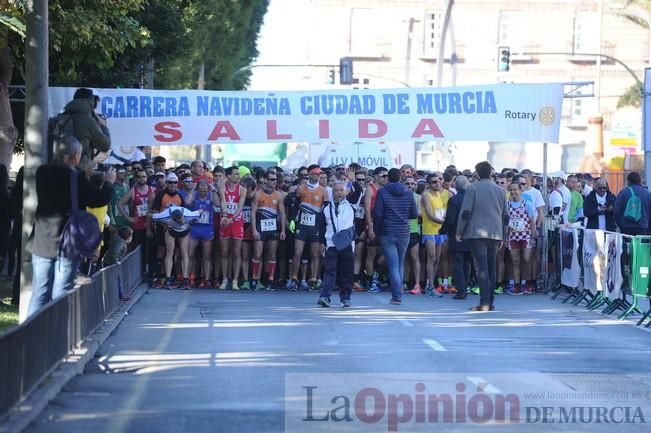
[166,181,177,185]
[497,181,506,185]
[380,174,388,178]
[356,178,366,182]
[598,187,607,190]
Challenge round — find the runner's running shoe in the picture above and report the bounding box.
[218,280,228,290]
[232,280,240,291]
[241,280,250,290]
[409,284,422,295]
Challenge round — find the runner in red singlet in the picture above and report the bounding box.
[218,166,246,290]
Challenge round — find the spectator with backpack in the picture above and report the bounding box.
[52,88,111,173]
[614,172,651,236]
[26,136,115,318]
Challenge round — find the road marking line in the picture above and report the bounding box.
[422,338,447,352]
[466,376,502,394]
[399,319,413,327]
[106,292,190,433]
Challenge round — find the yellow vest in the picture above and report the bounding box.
[421,190,449,235]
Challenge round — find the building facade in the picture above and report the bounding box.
[250,0,649,172]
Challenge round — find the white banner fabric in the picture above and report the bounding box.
[582,229,606,295]
[604,232,623,299]
[560,227,581,288]
[49,83,564,147]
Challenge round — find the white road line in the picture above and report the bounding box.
[422,338,447,352]
[399,319,413,327]
[466,376,502,394]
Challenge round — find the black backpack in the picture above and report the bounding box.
[47,112,75,153]
[59,170,103,260]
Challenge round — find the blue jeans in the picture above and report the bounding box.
[379,235,409,301]
[27,255,80,319]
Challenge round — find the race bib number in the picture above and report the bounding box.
[510,219,526,232]
[213,204,221,214]
[435,209,446,221]
[225,202,238,214]
[300,213,316,227]
[136,203,148,217]
[354,206,365,219]
[261,218,277,232]
[243,209,251,223]
[198,211,210,224]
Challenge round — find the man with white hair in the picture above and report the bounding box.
[27,136,115,317]
[317,181,355,308]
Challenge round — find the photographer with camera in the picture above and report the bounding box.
[57,88,111,173]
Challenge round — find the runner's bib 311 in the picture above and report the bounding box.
[300,213,316,227]
[261,218,277,232]
[225,202,238,214]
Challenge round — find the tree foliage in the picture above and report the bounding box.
[3,0,268,90]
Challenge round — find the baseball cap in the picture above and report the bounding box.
[183,177,194,183]
[73,88,94,100]
[155,171,165,177]
[551,171,567,180]
[166,173,178,183]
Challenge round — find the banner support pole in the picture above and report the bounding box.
[542,142,549,291]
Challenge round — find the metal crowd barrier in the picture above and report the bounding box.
[545,226,651,324]
[0,246,143,418]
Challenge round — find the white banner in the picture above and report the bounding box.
[49,83,564,147]
[560,227,580,288]
[604,232,623,299]
[582,229,606,295]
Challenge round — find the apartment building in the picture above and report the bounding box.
[251,0,649,171]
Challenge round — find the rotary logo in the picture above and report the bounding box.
[539,107,555,126]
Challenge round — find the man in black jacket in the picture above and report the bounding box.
[583,178,616,231]
[440,176,472,300]
[26,137,115,318]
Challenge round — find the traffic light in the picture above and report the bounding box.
[497,46,510,72]
[339,57,353,85]
[328,68,335,84]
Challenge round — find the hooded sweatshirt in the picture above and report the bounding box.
[372,182,418,238]
[63,98,111,169]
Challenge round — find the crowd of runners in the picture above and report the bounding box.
[99,155,619,298]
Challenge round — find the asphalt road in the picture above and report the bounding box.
[21,289,651,433]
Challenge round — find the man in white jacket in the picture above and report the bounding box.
[317,182,355,308]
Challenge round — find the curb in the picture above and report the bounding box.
[0,283,148,433]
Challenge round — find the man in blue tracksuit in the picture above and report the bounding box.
[372,168,418,305]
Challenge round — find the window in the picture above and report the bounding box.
[423,10,443,58]
[573,13,599,54]
[498,10,528,49]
